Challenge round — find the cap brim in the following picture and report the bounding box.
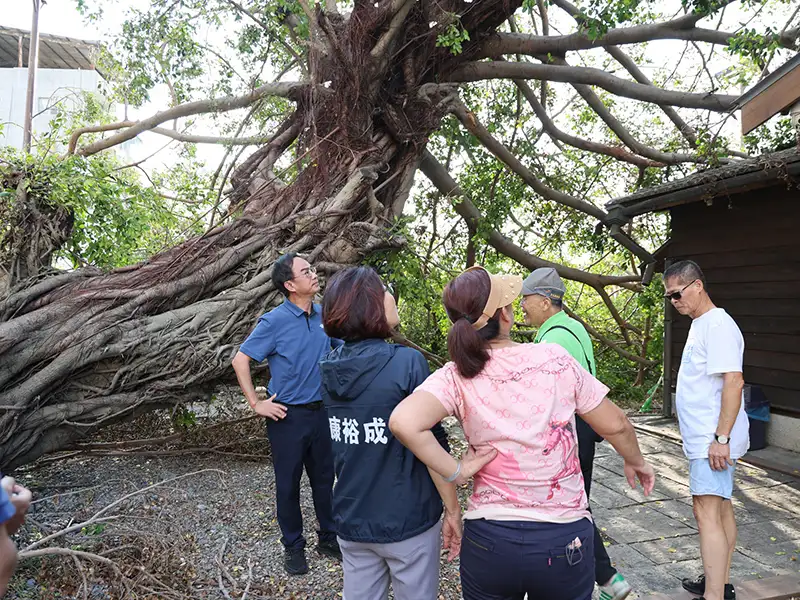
[460,266,523,330]
[490,273,522,307]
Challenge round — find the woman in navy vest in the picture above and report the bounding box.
[320,266,459,600]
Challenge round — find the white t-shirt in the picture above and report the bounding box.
[676,308,750,460]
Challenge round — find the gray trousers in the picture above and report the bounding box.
[339,521,442,600]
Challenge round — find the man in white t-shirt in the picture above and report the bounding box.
[664,260,749,600]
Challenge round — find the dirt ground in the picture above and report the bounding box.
[6,404,465,599]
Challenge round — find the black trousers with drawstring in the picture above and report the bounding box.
[577,415,617,586]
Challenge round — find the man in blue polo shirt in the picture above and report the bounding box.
[1,475,32,595]
[232,253,341,575]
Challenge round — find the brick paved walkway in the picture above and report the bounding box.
[591,420,800,599]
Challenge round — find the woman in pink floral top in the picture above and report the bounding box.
[390,266,654,600]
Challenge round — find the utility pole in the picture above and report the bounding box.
[22,0,42,152]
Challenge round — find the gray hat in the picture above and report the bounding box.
[521,267,565,300]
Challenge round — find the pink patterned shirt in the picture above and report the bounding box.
[416,343,608,523]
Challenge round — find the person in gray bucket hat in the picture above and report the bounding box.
[521,267,633,600]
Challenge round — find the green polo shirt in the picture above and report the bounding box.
[534,310,596,376]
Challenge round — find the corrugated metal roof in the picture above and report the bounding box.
[0,25,100,70]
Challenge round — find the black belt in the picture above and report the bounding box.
[275,401,323,410]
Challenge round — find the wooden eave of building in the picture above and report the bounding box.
[729,53,800,135]
[0,25,100,71]
[605,147,800,220]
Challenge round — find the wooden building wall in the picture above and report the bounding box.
[665,184,800,416]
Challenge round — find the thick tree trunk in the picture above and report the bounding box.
[0,0,523,469]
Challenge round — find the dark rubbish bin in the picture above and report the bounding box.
[743,384,770,451]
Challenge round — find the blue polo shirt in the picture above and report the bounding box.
[239,299,339,405]
[0,475,15,525]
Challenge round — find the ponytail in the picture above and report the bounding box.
[443,267,513,378]
[443,286,503,378]
[447,317,491,378]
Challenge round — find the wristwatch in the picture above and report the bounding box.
[714,433,730,445]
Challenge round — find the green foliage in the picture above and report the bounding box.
[172,406,198,430]
[273,0,311,38]
[81,523,107,536]
[694,129,731,166]
[573,0,764,39]
[1,92,212,270]
[95,2,208,106]
[436,20,471,56]
[743,117,796,154]
[0,149,209,270]
[726,28,782,66]
[575,0,648,39]
[55,0,790,407]
[83,0,309,107]
[592,282,664,409]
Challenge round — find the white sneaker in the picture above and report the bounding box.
[598,573,632,600]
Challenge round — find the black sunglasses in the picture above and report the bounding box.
[664,279,697,301]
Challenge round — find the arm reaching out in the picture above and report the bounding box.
[580,398,655,496]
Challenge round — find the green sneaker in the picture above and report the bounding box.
[598,573,632,600]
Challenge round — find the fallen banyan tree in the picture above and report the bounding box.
[2,0,793,469]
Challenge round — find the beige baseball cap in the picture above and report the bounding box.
[462,266,523,330]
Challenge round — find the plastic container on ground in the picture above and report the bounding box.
[743,384,770,451]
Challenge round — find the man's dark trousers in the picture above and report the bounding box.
[266,402,337,551]
[577,415,617,586]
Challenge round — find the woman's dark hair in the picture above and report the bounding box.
[442,269,503,379]
[322,266,393,342]
[272,252,298,297]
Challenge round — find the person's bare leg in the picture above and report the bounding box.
[721,500,737,585]
[693,495,727,600]
[0,525,17,597]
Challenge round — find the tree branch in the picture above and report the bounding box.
[603,45,699,147]
[420,151,641,290]
[450,98,609,221]
[535,0,550,106]
[478,0,796,58]
[594,284,641,342]
[447,61,737,110]
[196,42,251,86]
[223,0,308,76]
[514,311,655,365]
[19,547,121,570]
[73,82,306,157]
[149,127,275,145]
[563,307,655,366]
[514,80,664,167]
[22,469,224,553]
[113,137,175,172]
[70,122,266,164]
[67,121,134,155]
[390,331,445,368]
[634,313,654,384]
[295,0,316,24]
[542,0,700,148]
[371,0,416,63]
[210,101,262,191]
[547,57,708,165]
